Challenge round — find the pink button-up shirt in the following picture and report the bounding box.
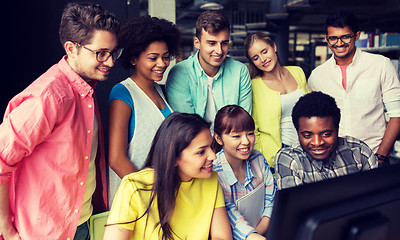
[0,57,108,239]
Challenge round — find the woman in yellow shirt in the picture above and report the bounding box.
[244,32,309,171]
[103,113,232,240]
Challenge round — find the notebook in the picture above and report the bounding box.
[236,183,265,227]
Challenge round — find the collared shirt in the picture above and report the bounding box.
[213,149,276,240]
[308,48,400,152]
[0,57,108,239]
[165,51,252,117]
[274,136,378,190]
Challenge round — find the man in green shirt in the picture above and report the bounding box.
[166,10,252,126]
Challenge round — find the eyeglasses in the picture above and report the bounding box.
[74,42,123,63]
[326,34,354,45]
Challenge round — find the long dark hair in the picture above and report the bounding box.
[105,113,210,239]
[212,105,255,153]
[143,112,210,239]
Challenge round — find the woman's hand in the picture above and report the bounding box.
[255,216,270,236]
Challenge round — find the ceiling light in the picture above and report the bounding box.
[200,2,224,10]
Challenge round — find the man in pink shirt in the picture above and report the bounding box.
[0,2,122,239]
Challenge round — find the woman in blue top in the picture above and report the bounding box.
[212,105,276,240]
[108,16,181,204]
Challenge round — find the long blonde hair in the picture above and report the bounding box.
[244,32,280,79]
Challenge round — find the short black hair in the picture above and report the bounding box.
[325,10,359,34]
[292,92,341,131]
[118,15,181,70]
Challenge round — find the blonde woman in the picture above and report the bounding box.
[244,32,309,171]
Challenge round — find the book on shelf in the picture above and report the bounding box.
[356,31,400,50]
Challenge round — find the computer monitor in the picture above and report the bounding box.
[266,164,400,240]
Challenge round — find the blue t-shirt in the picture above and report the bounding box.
[109,83,172,142]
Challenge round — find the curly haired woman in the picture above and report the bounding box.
[108,16,181,204]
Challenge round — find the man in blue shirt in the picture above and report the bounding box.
[166,10,252,125]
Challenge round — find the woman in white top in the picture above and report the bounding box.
[108,16,181,204]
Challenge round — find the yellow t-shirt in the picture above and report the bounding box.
[107,168,225,240]
[79,116,98,225]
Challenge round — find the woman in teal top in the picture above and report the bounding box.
[244,32,309,170]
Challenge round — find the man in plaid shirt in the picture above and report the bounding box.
[275,91,378,190]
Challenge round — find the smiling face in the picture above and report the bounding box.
[298,116,338,161]
[132,41,170,83]
[326,26,360,65]
[247,39,278,73]
[176,128,216,182]
[215,130,255,164]
[194,28,229,77]
[67,30,118,82]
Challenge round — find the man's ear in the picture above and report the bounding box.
[194,37,200,50]
[354,31,361,41]
[64,41,77,58]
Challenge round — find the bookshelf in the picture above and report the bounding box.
[360,46,400,53]
[288,32,327,77]
[357,32,399,48]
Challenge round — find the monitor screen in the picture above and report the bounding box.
[266,164,400,240]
